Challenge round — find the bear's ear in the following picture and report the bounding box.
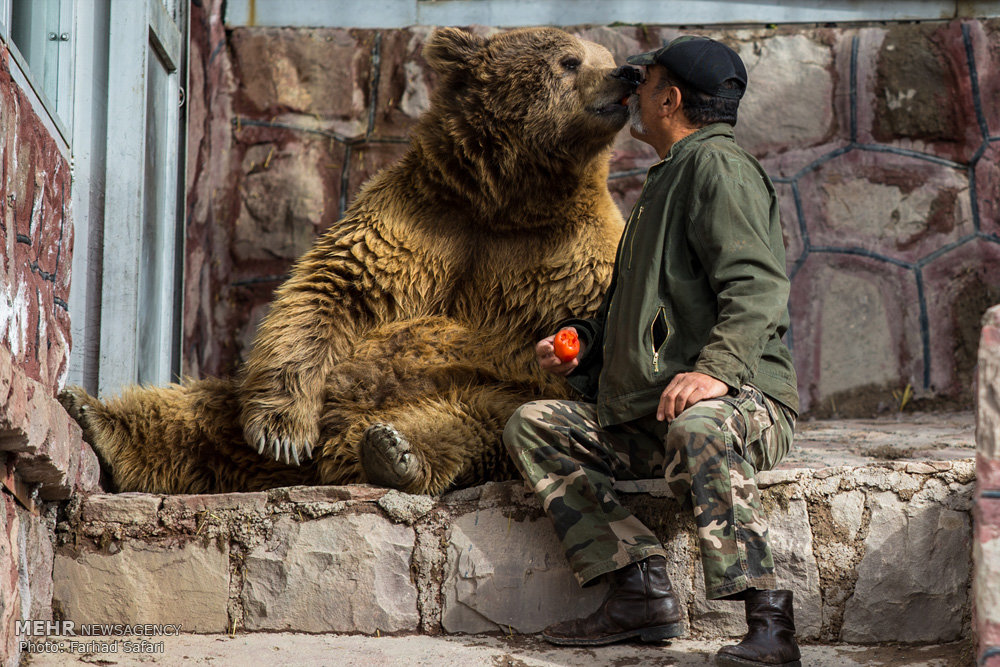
[423,28,486,73]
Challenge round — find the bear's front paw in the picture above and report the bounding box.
[242,410,318,466]
[359,423,420,490]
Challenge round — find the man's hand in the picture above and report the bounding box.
[657,372,729,422]
[536,328,585,377]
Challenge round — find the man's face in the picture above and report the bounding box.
[627,65,667,140]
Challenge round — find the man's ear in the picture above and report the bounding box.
[423,28,486,74]
[661,85,683,118]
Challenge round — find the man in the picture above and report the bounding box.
[503,36,801,667]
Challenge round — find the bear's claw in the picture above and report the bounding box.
[243,418,317,466]
[264,436,302,465]
[360,423,420,490]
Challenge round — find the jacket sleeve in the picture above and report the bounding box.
[686,154,790,391]
[553,288,610,401]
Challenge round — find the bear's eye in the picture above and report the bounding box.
[560,57,581,72]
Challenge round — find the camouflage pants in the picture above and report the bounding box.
[502,385,795,599]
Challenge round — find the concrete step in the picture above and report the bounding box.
[22,632,974,667]
[51,416,976,647]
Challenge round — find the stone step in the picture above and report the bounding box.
[785,411,975,469]
[22,632,974,667]
[52,456,976,646]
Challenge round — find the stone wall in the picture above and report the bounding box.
[182,10,1000,417]
[0,42,100,667]
[52,462,975,644]
[976,304,1000,667]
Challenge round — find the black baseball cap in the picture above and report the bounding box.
[626,36,747,100]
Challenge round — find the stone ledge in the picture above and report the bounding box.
[54,460,976,644]
[0,346,100,502]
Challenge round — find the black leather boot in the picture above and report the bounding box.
[716,589,801,667]
[541,555,684,646]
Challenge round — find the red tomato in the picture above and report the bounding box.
[552,328,580,363]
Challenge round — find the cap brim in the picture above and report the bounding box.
[625,51,657,65]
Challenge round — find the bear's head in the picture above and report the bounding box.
[416,27,636,217]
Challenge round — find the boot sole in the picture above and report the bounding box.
[715,654,801,667]
[542,622,684,646]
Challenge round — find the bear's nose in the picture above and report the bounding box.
[611,65,643,86]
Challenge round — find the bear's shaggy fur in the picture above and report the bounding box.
[61,27,632,495]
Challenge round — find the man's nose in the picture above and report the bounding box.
[611,65,643,85]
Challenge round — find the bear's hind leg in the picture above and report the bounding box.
[350,386,529,495]
[59,386,118,488]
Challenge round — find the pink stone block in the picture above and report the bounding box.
[970,20,1000,137]
[796,149,975,265]
[977,145,1000,240]
[924,244,1000,396]
[979,304,1000,461]
[975,494,1000,667]
[788,253,922,413]
[82,493,163,524]
[161,491,268,515]
[281,484,386,503]
[980,620,1000,653]
[978,495,1000,543]
[230,27,375,134]
[372,28,433,139]
[75,440,101,494]
[859,23,981,164]
[0,344,105,499]
[980,456,1000,492]
[233,133,345,263]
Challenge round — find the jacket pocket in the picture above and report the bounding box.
[650,306,670,373]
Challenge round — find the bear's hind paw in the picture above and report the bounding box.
[359,423,420,490]
[58,386,91,423]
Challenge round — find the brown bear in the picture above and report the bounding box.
[61,26,633,495]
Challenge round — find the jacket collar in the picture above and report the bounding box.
[653,122,735,167]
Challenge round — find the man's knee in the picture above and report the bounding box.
[503,400,553,456]
[504,399,593,459]
[503,403,531,455]
[665,402,728,457]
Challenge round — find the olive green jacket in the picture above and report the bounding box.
[561,123,798,425]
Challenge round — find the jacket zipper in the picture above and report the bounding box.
[599,169,657,422]
[601,192,648,381]
[627,206,643,270]
[650,306,668,373]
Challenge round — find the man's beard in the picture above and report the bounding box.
[627,94,646,134]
